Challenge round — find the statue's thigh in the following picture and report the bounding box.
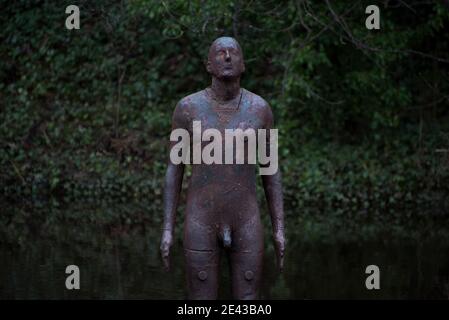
[184,206,217,251]
[184,248,221,300]
[230,248,263,300]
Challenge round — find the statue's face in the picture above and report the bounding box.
[207,37,245,79]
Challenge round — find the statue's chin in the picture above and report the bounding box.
[216,71,241,80]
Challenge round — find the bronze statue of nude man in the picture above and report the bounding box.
[160,36,285,300]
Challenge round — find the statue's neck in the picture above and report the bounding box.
[210,77,241,102]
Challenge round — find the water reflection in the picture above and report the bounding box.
[0,201,448,299]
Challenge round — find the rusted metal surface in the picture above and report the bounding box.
[160,37,285,300]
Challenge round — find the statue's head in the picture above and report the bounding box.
[207,37,245,80]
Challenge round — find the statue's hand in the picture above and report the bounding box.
[273,229,285,273]
[160,229,174,272]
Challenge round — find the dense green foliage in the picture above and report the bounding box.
[1,0,449,218]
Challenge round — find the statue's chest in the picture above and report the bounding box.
[191,100,263,133]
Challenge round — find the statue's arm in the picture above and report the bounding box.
[262,169,284,236]
[160,100,188,271]
[261,102,285,272]
[162,161,184,232]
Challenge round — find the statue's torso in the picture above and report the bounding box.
[179,88,268,245]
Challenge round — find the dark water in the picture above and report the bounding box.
[1,201,449,299]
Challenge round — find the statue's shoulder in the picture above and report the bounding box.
[243,88,271,111]
[177,90,207,108]
[173,90,207,122]
[242,88,273,126]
